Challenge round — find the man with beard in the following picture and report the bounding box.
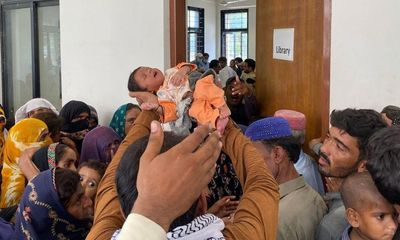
[316,108,386,240]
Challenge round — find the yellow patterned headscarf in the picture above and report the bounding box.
[0,106,6,166]
[0,118,51,208]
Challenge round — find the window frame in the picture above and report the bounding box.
[220,9,249,59]
[187,6,204,62]
[0,0,59,116]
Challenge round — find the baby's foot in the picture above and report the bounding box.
[219,104,231,119]
[216,117,229,135]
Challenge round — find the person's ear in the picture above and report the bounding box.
[272,146,285,165]
[346,208,360,227]
[357,160,367,172]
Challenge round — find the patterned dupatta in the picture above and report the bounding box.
[0,118,51,208]
[15,169,91,240]
[109,104,128,139]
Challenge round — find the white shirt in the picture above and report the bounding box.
[117,213,166,240]
[219,66,237,88]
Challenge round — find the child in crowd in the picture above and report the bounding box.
[340,172,398,240]
[127,63,230,134]
[78,159,106,203]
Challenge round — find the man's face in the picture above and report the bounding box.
[318,127,360,178]
[134,67,164,91]
[243,62,252,73]
[213,65,221,74]
[219,60,227,68]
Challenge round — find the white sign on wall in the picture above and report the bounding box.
[273,28,295,61]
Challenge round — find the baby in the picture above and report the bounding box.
[340,172,398,240]
[128,63,230,134]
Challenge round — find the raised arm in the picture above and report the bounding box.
[86,110,159,240]
[222,120,279,240]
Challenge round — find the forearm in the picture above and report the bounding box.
[19,160,39,181]
[222,120,279,239]
[88,110,159,240]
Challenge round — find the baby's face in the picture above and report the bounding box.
[134,67,164,91]
[356,200,398,240]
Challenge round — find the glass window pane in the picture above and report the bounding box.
[38,5,61,110]
[188,10,199,28]
[4,8,33,115]
[189,33,197,61]
[225,12,247,29]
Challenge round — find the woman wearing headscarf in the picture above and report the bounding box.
[88,105,99,130]
[0,105,7,169]
[0,118,50,208]
[109,103,141,139]
[80,126,121,165]
[15,168,92,239]
[59,100,91,154]
[14,98,59,123]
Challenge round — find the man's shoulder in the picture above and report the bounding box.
[316,204,347,240]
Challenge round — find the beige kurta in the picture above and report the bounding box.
[278,176,328,240]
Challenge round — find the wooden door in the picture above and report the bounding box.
[256,0,331,146]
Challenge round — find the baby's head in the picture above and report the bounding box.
[341,172,398,240]
[128,66,165,92]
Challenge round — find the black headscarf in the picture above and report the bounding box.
[59,100,90,132]
[59,101,90,153]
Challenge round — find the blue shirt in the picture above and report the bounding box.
[295,150,325,195]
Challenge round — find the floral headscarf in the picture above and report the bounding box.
[0,118,50,208]
[109,104,129,139]
[15,169,91,239]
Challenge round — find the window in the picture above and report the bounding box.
[221,9,248,61]
[187,7,204,62]
[1,0,61,117]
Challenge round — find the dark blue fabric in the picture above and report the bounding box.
[0,217,14,240]
[14,169,90,240]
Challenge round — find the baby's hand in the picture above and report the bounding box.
[170,71,187,86]
[219,104,231,119]
[216,117,229,135]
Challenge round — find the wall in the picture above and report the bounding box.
[60,0,170,125]
[330,0,400,112]
[217,0,256,60]
[187,0,217,59]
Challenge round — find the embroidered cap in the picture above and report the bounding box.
[245,117,292,141]
[274,109,306,130]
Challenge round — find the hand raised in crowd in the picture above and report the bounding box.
[231,75,250,96]
[132,121,222,231]
[207,195,240,219]
[18,147,41,181]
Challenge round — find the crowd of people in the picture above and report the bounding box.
[0,53,399,240]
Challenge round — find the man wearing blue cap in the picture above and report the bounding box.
[245,117,327,240]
